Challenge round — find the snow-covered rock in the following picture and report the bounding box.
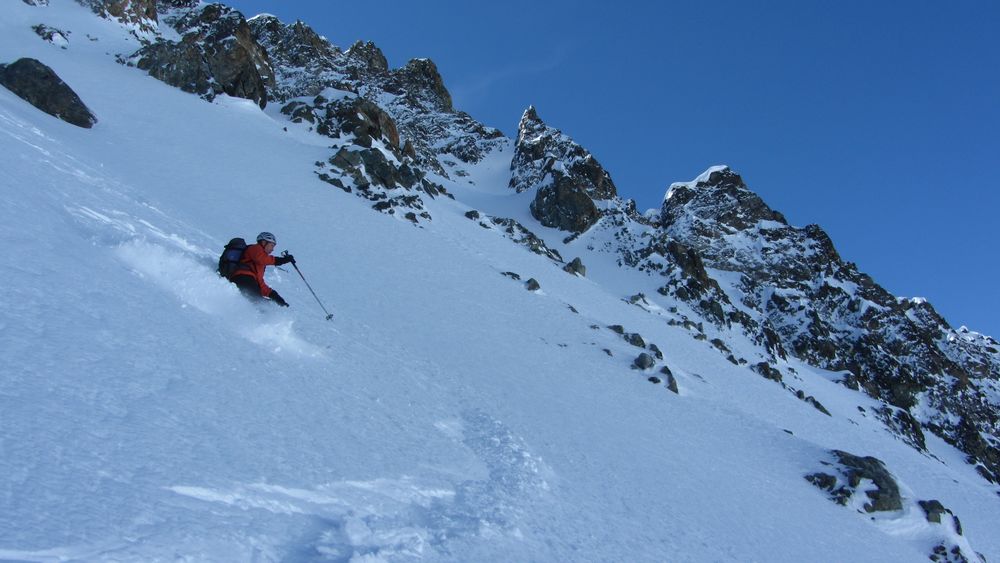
[247,16,507,177]
[510,106,618,233]
[652,166,1000,483]
[75,0,157,33]
[130,3,273,108]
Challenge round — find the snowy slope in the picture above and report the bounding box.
[1,2,998,561]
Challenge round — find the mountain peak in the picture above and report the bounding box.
[662,166,785,230]
[390,57,453,112]
[515,105,548,144]
[521,104,541,123]
[665,165,740,201]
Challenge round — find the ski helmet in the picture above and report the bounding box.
[257,231,277,244]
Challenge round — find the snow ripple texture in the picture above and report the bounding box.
[160,410,551,562]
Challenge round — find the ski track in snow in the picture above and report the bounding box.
[138,411,551,562]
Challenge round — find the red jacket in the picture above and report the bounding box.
[234,242,277,297]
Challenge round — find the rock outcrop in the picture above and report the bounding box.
[806,450,982,561]
[130,4,273,108]
[0,58,97,128]
[75,0,157,32]
[806,450,903,512]
[510,106,617,233]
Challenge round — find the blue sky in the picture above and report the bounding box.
[226,0,999,338]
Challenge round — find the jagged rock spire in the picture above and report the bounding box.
[390,58,453,113]
[509,106,617,233]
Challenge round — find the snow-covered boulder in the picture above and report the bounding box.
[807,450,983,562]
[31,24,69,48]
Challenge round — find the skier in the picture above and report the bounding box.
[230,232,295,307]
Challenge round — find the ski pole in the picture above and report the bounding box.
[284,251,334,321]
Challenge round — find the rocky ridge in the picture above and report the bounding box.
[247,16,506,172]
[503,101,1000,483]
[652,167,1000,482]
[244,15,506,221]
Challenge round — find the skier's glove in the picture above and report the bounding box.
[269,290,289,307]
[275,254,296,266]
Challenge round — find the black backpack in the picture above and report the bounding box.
[218,237,248,279]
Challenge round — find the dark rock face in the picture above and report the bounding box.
[156,0,198,9]
[661,168,788,234]
[344,40,389,78]
[0,58,97,128]
[131,4,273,108]
[530,176,602,233]
[386,58,453,113]
[662,368,680,393]
[76,0,157,32]
[591,165,997,482]
[752,362,783,383]
[510,107,618,233]
[243,14,506,224]
[639,237,766,348]
[563,257,586,277]
[633,353,655,370]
